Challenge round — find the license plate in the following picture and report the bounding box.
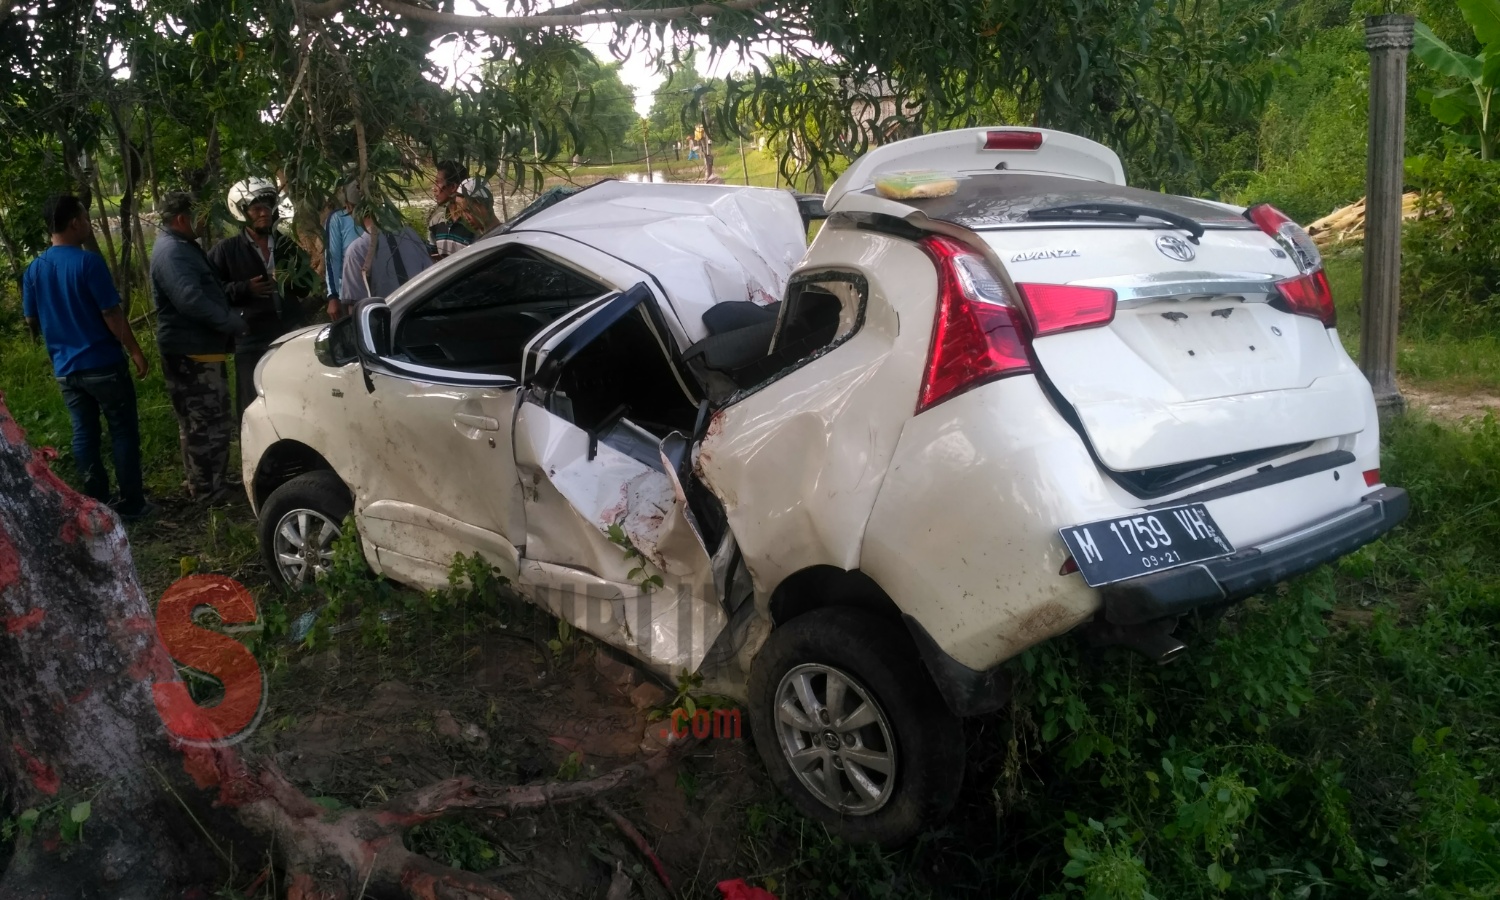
[1059,504,1234,588]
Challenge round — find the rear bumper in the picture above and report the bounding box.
[904,486,1408,717]
[1100,486,1409,625]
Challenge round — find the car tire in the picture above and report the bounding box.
[748,607,965,847]
[258,471,353,590]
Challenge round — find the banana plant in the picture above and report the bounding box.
[1413,0,1500,160]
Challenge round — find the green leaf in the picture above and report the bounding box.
[1062,859,1089,877]
[17,809,39,836]
[1430,87,1482,125]
[1459,0,1500,48]
[1415,22,1483,82]
[1484,51,1500,88]
[69,801,91,824]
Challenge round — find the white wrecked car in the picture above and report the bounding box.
[243,129,1407,845]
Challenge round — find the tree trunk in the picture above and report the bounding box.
[110,104,141,311]
[0,394,688,898]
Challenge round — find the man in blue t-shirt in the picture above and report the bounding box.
[22,194,154,521]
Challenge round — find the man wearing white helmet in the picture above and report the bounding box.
[208,178,316,416]
[428,160,499,260]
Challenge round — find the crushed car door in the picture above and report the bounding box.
[512,283,726,675]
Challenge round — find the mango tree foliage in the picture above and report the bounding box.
[1,0,1300,281]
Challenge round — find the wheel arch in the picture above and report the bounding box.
[252,440,345,511]
[767,565,904,626]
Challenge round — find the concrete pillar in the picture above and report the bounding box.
[1360,14,1413,420]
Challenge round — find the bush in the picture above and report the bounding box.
[1401,152,1500,336]
[1228,24,1369,223]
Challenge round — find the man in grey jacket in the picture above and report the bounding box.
[151,192,248,502]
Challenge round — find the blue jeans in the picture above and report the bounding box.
[56,360,145,512]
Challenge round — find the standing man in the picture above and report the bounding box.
[323,177,363,320]
[428,161,498,260]
[337,184,433,310]
[209,179,316,417]
[151,191,248,502]
[21,194,154,521]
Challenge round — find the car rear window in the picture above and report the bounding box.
[864,173,1252,231]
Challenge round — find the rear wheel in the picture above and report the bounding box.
[748,607,965,846]
[258,471,352,590]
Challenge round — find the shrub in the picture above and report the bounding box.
[1401,152,1500,336]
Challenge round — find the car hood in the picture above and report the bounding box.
[507,181,808,344]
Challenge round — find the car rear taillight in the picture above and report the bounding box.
[982,130,1044,151]
[917,236,1032,412]
[1016,283,1117,336]
[1273,269,1337,328]
[1246,204,1322,273]
[1247,203,1337,328]
[1363,468,1381,487]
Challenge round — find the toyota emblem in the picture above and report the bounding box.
[1155,234,1196,261]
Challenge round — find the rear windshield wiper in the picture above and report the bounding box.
[1025,202,1206,244]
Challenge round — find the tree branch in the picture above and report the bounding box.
[382,735,696,824]
[365,0,764,33]
[297,0,354,17]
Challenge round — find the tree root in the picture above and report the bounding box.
[200,735,698,899]
[598,799,675,896]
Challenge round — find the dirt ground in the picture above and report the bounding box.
[249,610,768,899]
[116,491,779,900]
[1400,379,1500,423]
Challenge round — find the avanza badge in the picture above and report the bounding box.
[1011,248,1080,262]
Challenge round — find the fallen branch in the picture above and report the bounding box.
[382,733,697,824]
[598,799,674,896]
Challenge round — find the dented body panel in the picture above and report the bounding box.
[510,181,807,345]
[695,230,931,607]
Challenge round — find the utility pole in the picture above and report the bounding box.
[642,119,653,182]
[1361,14,1413,421]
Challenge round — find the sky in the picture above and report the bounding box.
[425,1,779,117]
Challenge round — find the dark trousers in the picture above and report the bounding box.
[162,354,232,498]
[56,360,145,512]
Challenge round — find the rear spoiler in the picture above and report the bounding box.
[823,127,1127,213]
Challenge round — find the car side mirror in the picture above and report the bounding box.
[354,300,392,360]
[314,317,359,367]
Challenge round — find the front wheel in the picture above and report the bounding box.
[748,607,965,846]
[258,471,353,590]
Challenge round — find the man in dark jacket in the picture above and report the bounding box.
[151,191,248,502]
[208,181,316,416]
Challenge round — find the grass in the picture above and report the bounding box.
[1325,248,1500,394]
[547,146,833,193]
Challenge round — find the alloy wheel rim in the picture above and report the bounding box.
[272,508,341,586]
[773,662,897,816]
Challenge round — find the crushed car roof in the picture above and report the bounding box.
[506,180,807,344]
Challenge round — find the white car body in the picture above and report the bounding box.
[244,128,1407,843]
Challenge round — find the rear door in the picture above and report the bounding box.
[921,177,1375,478]
[990,225,1368,475]
[512,285,726,674]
